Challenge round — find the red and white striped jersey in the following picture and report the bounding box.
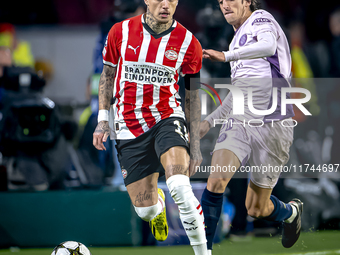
[102,14,202,139]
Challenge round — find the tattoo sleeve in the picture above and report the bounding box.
[185,89,201,146]
[94,120,110,134]
[98,65,116,110]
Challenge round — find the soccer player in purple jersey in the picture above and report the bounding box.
[199,0,303,254]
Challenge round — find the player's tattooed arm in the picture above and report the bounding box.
[93,65,116,151]
[98,65,116,109]
[185,89,203,177]
[93,126,110,151]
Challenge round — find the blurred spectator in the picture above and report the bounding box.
[0,23,35,68]
[72,74,122,187]
[34,59,54,83]
[327,7,340,169]
[195,4,232,78]
[290,20,323,79]
[78,75,95,135]
[0,47,12,78]
[289,20,320,133]
[329,7,340,77]
[0,46,12,112]
[93,0,145,74]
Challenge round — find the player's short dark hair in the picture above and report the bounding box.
[248,0,261,12]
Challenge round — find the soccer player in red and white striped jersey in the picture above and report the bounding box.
[93,0,207,254]
[102,7,202,139]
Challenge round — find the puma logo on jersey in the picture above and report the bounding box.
[128,45,140,54]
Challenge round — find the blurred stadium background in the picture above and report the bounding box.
[0,0,340,254]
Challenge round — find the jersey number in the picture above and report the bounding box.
[174,120,189,142]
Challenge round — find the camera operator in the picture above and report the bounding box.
[0,62,74,191]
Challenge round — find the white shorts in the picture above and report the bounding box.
[213,118,294,189]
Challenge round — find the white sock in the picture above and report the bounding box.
[207,249,212,255]
[284,203,297,223]
[156,192,165,216]
[192,243,208,255]
[166,175,207,248]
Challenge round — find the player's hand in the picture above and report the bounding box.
[203,49,225,62]
[93,121,110,151]
[189,141,202,177]
[199,120,211,138]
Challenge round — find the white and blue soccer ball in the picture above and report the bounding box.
[51,241,92,255]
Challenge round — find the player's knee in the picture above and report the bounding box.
[134,204,158,222]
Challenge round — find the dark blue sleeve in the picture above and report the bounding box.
[92,33,107,74]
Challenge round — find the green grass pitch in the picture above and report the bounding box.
[0,231,339,255]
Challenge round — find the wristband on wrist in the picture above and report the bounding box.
[223,51,230,62]
[98,109,109,122]
[223,50,239,62]
[222,51,228,62]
